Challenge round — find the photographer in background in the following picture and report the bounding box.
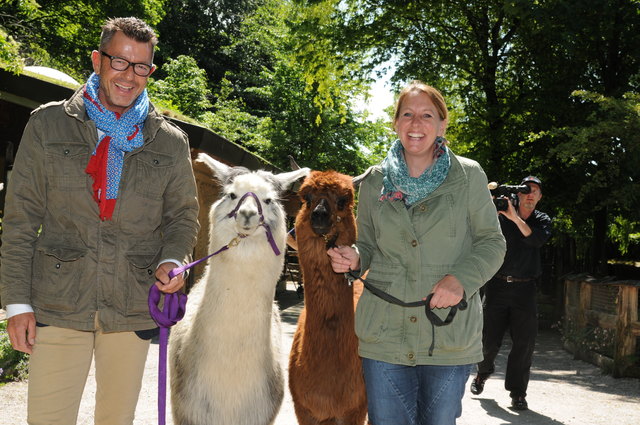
[470,176,552,411]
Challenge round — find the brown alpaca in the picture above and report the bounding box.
[288,170,367,425]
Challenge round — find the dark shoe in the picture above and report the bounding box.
[470,375,488,395]
[511,396,528,410]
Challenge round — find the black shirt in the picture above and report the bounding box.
[496,209,552,279]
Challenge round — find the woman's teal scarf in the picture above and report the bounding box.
[380,138,451,206]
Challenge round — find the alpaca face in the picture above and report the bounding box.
[298,171,356,245]
[303,191,350,236]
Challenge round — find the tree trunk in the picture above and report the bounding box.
[591,207,608,275]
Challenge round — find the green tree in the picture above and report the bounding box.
[259,57,388,174]
[204,0,391,173]
[525,0,640,272]
[0,0,167,80]
[155,0,262,95]
[290,0,539,177]
[204,77,272,153]
[148,55,212,120]
[0,0,39,72]
[538,91,640,267]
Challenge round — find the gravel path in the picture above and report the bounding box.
[1,283,639,424]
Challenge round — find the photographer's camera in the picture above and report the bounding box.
[488,182,531,211]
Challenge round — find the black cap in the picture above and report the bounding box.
[521,175,542,188]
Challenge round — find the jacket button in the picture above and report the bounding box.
[408,352,415,360]
[147,269,153,275]
[63,149,70,155]
[411,240,418,247]
[420,205,427,212]
[153,159,159,165]
[55,263,61,269]
[409,316,417,323]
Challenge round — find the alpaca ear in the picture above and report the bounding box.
[288,155,302,170]
[352,166,375,187]
[196,153,233,182]
[274,168,311,192]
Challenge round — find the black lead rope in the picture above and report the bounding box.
[346,270,468,356]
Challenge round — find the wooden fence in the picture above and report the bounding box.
[563,273,640,378]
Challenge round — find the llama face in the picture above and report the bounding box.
[197,153,310,241]
[220,173,283,237]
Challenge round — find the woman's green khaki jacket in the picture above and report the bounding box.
[355,153,506,366]
[0,88,199,332]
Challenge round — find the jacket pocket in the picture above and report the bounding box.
[132,150,175,200]
[44,141,90,191]
[31,246,87,312]
[433,292,482,353]
[125,248,162,315]
[355,266,404,344]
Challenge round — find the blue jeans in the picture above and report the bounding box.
[362,358,472,425]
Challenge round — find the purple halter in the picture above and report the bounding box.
[225,191,281,256]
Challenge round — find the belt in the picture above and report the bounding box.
[494,273,536,283]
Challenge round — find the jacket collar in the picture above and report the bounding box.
[424,152,466,199]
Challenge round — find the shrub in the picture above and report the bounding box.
[557,318,615,358]
[0,320,29,383]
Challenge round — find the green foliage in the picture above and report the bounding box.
[204,78,272,153]
[608,216,640,257]
[155,0,262,94]
[0,0,39,72]
[148,55,212,120]
[0,321,29,383]
[289,0,640,268]
[256,57,372,173]
[291,0,538,177]
[290,0,370,122]
[0,0,168,80]
[543,91,640,224]
[203,0,390,174]
[0,27,22,72]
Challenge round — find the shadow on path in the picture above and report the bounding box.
[474,397,565,424]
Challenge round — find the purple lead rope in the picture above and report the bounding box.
[148,285,187,425]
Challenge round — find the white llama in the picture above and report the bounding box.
[169,153,310,425]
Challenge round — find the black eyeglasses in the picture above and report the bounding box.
[100,51,154,77]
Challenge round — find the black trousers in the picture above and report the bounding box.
[477,277,538,398]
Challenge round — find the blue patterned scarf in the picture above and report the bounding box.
[83,72,148,220]
[380,138,451,206]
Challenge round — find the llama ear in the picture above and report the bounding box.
[196,153,233,182]
[274,167,311,191]
[352,165,375,187]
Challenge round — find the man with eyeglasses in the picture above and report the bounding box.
[0,17,199,425]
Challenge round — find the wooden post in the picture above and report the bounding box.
[614,284,638,377]
[578,280,591,330]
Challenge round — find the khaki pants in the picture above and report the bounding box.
[27,323,151,425]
